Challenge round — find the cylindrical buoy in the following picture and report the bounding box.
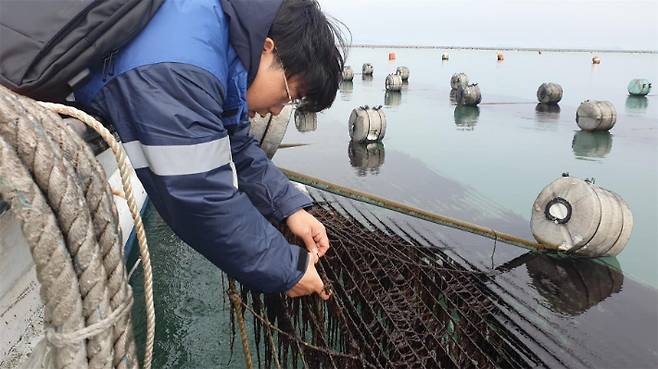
[537,82,563,105]
[441,52,449,61]
[294,110,317,133]
[592,56,601,64]
[530,175,633,257]
[384,90,402,106]
[497,51,505,61]
[576,100,616,131]
[249,105,294,158]
[396,66,410,81]
[627,79,652,96]
[342,66,354,81]
[450,73,469,90]
[388,52,396,60]
[348,141,385,176]
[572,131,613,158]
[385,74,403,92]
[362,63,374,76]
[455,84,482,106]
[453,106,480,130]
[348,105,386,143]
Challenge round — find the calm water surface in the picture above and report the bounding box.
[276,48,658,287]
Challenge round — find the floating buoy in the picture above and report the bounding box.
[576,100,616,131]
[453,106,480,130]
[450,73,469,90]
[497,51,505,61]
[249,105,294,158]
[536,82,563,105]
[362,63,374,76]
[627,79,652,96]
[592,56,601,64]
[385,74,403,92]
[530,175,633,257]
[572,131,612,158]
[538,50,543,55]
[294,110,317,133]
[441,52,449,61]
[388,52,396,60]
[384,90,402,106]
[396,66,410,81]
[342,66,354,81]
[455,84,481,106]
[349,105,386,143]
[348,141,385,176]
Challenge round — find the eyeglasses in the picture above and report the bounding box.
[276,48,302,108]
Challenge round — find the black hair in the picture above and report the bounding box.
[269,0,350,113]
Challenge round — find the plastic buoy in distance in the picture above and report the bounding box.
[342,66,354,81]
[362,63,374,76]
[349,105,386,143]
[455,83,481,106]
[396,66,410,81]
[385,74,403,92]
[537,82,563,105]
[530,175,633,257]
[576,100,616,131]
[450,73,469,90]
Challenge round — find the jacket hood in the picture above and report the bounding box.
[220,0,284,86]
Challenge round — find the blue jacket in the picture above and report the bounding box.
[75,0,312,293]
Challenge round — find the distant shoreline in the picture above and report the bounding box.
[351,44,658,55]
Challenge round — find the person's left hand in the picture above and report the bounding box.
[286,209,330,257]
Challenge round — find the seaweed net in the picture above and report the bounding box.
[228,204,543,369]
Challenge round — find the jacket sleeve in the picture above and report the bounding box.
[88,63,307,293]
[228,123,312,223]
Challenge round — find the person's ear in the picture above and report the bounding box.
[263,37,275,54]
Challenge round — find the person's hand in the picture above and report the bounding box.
[286,208,330,257]
[287,251,331,300]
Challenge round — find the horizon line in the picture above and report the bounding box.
[350,44,658,55]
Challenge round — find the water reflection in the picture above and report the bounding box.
[384,91,402,107]
[362,75,373,85]
[534,103,561,122]
[449,88,458,105]
[625,96,649,112]
[572,131,613,158]
[524,254,623,316]
[339,81,353,101]
[401,81,409,91]
[453,105,480,130]
[348,141,385,176]
[294,110,317,133]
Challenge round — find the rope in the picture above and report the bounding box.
[227,278,254,369]
[279,167,556,253]
[37,102,156,369]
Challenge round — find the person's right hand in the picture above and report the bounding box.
[287,251,331,300]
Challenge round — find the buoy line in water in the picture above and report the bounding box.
[0,85,155,369]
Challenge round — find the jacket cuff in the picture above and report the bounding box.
[283,246,308,291]
[273,187,313,223]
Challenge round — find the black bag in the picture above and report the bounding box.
[0,0,164,102]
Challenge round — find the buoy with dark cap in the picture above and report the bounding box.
[455,84,482,106]
[349,105,386,143]
[385,73,403,92]
[627,79,652,96]
[342,66,354,81]
[294,110,317,133]
[497,51,505,61]
[537,82,563,104]
[396,66,410,81]
[576,100,616,131]
[530,175,633,257]
[362,63,374,76]
[592,56,601,64]
[441,52,449,61]
[450,73,469,90]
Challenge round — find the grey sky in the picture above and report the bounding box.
[317,0,658,51]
